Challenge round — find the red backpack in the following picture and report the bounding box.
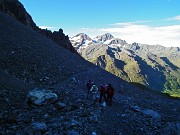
[100,86,107,93]
[108,87,114,96]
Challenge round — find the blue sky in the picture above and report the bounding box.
[19,0,180,47]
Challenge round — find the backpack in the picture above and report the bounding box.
[100,85,106,94]
[108,87,114,96]
[103,86,107,94]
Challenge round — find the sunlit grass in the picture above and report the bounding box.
[163,89,180,98]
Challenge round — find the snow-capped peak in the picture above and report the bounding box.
[70,33,94,52]
[70,33,128,52]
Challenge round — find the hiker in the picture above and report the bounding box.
[86,80,92,98]
[99,84,107,103]
[90,83,99,106]
[107,83,114,105]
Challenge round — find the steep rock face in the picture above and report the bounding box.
[0,0,37,29]
[0,0,79,55]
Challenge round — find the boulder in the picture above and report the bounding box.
[92,132,97,135]
[27,88,58,105]
[67,130,79,135]
[70,119,82,127]
[24,122,47,134]
[30,122,47,131]
[131,105,141,112]
[142,109,161,119]
[55,101,66,109]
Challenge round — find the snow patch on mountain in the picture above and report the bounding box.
[104,39,114,44]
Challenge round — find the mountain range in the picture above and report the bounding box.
[70,33,180,97]
[70,33,127,53]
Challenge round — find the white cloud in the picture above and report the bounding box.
[166,15,180,21]
[39,26,55,30]
[81,24,180,47]
[110,21,151,26]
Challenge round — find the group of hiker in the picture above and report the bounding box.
[86,80,114,106]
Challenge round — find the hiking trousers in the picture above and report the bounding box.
[87,89,90,98]
[99,93,107,103]
[107,95,113,105]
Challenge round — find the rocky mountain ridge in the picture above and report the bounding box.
[0,0,79,55]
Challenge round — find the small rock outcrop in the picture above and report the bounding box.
[40,28,78,54]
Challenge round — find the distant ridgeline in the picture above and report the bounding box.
[0,0,79,56]
[70,33,180,97]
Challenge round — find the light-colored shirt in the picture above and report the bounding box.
[90,85,98,93]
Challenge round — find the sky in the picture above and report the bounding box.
[19,0,180,47]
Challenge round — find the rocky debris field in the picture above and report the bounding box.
[0,69,180,135]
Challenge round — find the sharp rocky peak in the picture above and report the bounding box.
[74,33,92,41]
[95,33,114,42]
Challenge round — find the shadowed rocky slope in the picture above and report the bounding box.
[0,3,180,135]
[0,10,130,134]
